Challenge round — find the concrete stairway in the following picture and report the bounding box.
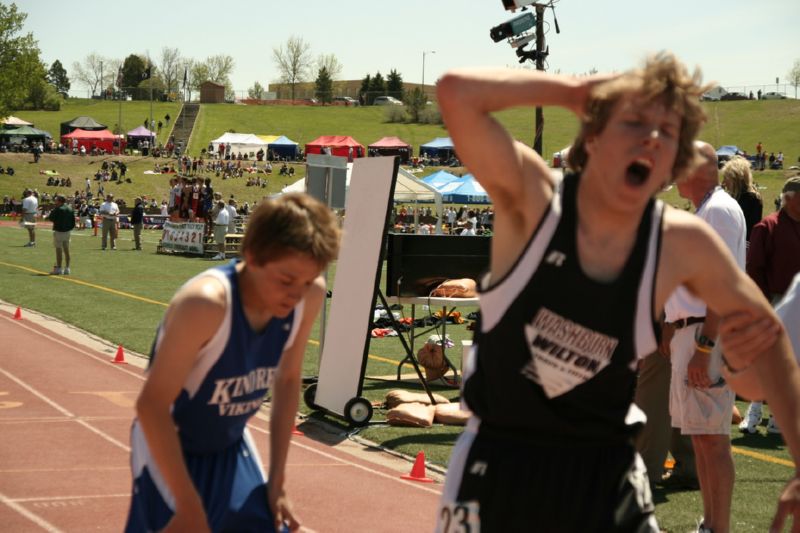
[170,103,199,155]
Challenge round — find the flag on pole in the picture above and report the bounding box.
[182,67,187,90]
[142,66,151,80]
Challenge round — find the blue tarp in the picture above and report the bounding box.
[420,137,455,158]
[438,174,490,204]
[269,135,299,158]
[716,145,742,157]
[421,170,460,188]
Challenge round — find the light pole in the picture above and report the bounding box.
[422,50,436,97]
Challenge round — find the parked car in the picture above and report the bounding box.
[333,96,359,106]
[374,96,403,106]
[720,92,748,101]
[761,91,787,100]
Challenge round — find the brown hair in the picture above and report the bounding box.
[241,192,340,268]
[568,52,710,181]
[721,156,760,201]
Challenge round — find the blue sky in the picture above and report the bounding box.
[16,0,800,96]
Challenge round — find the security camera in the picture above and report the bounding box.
[509,33,536,49]
[490,11,536,42]
[501,0,537,12]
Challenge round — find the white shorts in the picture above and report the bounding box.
[669,324,734,435]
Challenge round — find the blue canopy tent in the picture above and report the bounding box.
[439,174,491,204]
[419,137,455,160]
[268,135,299,160]
[421,169,460,189]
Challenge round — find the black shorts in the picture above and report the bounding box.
[437,420,657,532]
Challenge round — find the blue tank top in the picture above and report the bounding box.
[150,261,304,453]
[464,172,663,444]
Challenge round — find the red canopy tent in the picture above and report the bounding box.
[368,136,412,163]
[61,128,125,154]
[305,135,365,158]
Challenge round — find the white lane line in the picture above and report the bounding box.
[11,494,130,503]
[0,490,63,532]
[0,368,130,452]
[0,314,147,379]
[1,314,443,496]
[247,421,443,496]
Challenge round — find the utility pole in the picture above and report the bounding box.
[100,61,104,99]
[533,4,545,156]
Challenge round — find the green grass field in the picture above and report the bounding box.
[1,98,798,531]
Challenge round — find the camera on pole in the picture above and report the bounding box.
[489,11,536,42]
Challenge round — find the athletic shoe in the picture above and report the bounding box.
[50,266,62,275]
[767,415,781,434]
[111,246,117,250]
[212,253,225,260]
[23,242,34,247]
[738,402,762,434]
[63,267,71,275]
[696,519,712,533]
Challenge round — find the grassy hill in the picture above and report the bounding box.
[0,98,796,208]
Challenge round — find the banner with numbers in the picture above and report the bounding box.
[161,221,206,255]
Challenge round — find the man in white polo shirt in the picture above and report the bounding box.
[99,193,120,250]
[212,199,229,260]
[21,189,38,247]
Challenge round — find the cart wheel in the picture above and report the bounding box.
[344,397,373,426]
[303,383,319,411]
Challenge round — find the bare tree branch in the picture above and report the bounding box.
[272,36,312,101]
[158,47,182,96]
[316,53,343,81]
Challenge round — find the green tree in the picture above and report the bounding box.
[359,74,371,105]
[248,81,265,99]
[405,86,427,123]
[314,66,333,104]
[28,78,61,110]
[0,2,44,117]
[47,60,70,97]
[367,71,386,105]
[272,36,312,101]
[386,69,404,101]
[120,54,148,100]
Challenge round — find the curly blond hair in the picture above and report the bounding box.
[567,52,710,182]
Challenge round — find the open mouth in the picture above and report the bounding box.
[625,159,653,187]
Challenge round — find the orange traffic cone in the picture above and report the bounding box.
[112,345,127,364]
[291,425,304,437]
[13,306,22,320]
[401,451,434,483]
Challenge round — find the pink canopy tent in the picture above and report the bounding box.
[305,135,365,158]
[368,136,412,163]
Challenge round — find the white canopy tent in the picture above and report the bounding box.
[210,132,268,156]
[282,163,443,233]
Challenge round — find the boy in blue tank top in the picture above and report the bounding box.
[125,192,340,533]
[436,53,800,532]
